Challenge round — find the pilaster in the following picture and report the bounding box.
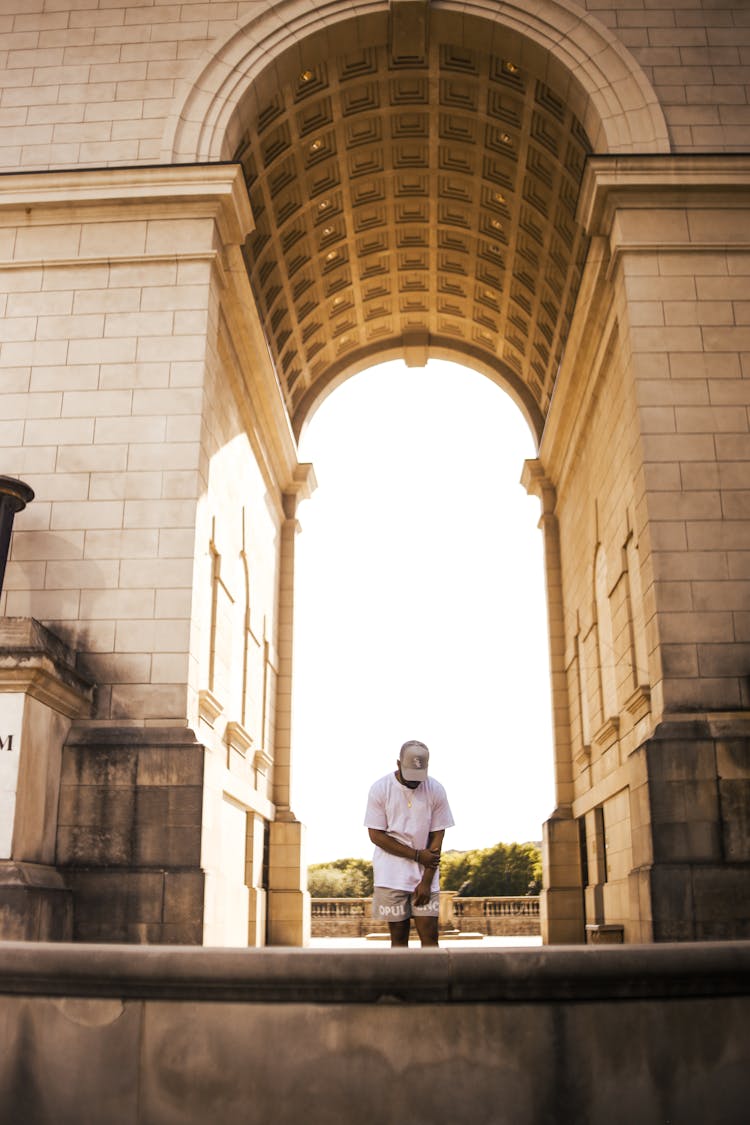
[522,460,585,944]
[266,818,311,947]
[271,464,316,818]
[266,467,315,946]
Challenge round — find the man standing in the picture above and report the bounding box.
[364,740,455,947]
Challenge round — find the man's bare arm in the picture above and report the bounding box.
[367,828,439,868]
[412,829,446,905]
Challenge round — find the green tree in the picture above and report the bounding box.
[307,857,373,897]
[440,848,479,892]
[440,842,541,896]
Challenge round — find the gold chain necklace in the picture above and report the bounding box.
[396,772,418,808]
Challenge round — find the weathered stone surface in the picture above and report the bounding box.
[692,867,750,941]
[0,994,141,1125]
[0,862,72,942]
[0,943,749,1124]
[54,729,206,942]
[649,866,696,942]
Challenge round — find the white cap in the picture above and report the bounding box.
[399,740,429,781]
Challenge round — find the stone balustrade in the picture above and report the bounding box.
[310,896,541,938]
[452,896,541,936]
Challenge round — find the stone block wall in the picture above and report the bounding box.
[628,718,750,941]
[0,196,215,722]
[580,0,750,152]
[613,175,750,941]
[57,727,205,943]
[532,151,750,942]
[0,1,745,172]
[536,232,648,942]
[623,238,750,716]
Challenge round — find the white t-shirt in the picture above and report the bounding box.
[364,772,455,892]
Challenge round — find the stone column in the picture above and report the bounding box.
[266,466,315,946]
[522,460,585,944]
[0,618,93,940]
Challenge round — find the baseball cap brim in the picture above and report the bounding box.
[401,763,428,781]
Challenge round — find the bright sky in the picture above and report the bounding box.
[290,359,556,865]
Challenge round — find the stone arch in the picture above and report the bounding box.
[292,345,544,446]
[164,0,669,166]
[161,1,669,448]
[155,2,674,945]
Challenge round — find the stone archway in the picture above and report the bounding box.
[164,1,669,442]
[2,0,747,950]
[159,2,672,944]
[164,0,669,167]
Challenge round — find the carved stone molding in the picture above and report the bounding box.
[253,747,274,774]
[0,618,93,719]
[225,720,253,756]
[198,689,223,728]
[625,685,651,723]
[592,716,620,751]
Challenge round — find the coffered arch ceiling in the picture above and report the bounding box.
[231,7,594,442]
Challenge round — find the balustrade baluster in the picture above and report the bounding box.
[308,896,540,938]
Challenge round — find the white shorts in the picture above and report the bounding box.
[372,886,439,921]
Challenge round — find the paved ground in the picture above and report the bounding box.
[308,935,542,950]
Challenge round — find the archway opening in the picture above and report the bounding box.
[194,0,666,942]
[291,358,555,868]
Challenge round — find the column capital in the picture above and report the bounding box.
[282,463,317,520]
[521,458,556,516]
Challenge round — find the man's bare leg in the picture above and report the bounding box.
[414,915,439,947]
[387,919,411,947]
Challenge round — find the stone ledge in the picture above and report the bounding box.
[0,617,94,718]
[0,164,254,248]
[64,726,201,748]
[0,941,749,1004]
[650,714,750,741]
[0,861,69,891]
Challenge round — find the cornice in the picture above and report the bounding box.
[579,155,750,239]
[0,618,94,720]
[0,163,254,248]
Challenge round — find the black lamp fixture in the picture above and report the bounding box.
[0,476,34,599]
